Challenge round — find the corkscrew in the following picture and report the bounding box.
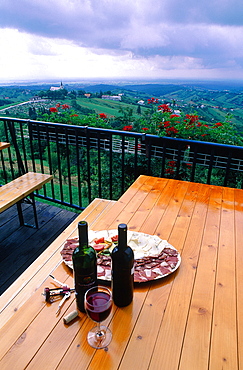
[42,274,75,315]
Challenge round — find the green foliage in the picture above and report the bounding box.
[33,94,243,146]
[141,104,243,146]
[38,88,68,100]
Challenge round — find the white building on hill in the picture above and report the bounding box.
[102,95,121,101]
[50,82,64,91]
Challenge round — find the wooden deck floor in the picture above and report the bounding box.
[0,200,78,295]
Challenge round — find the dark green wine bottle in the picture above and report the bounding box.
[111,223,134,307]
[72,221,97,312]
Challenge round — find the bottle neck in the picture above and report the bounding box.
[118,223,127,250]
[78,221,89,250]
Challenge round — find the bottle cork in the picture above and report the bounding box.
[63,310,79,324]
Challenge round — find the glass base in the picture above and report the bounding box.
[87,325,112,349]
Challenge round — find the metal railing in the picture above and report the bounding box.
[1,117,243,211]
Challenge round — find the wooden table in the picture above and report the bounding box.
[0,175,242,369]
[0,142,10,151]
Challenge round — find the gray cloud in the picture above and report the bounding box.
[0,0,243,79]
[1,1,242,42]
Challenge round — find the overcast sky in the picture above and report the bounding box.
[0,0,243,83]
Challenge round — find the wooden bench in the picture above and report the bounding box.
[0,172,53,228]
[0,142,10,151]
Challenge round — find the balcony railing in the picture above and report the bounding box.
[1,117,243,211]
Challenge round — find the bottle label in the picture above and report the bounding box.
[76,272,96,289]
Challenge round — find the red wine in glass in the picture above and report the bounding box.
[86,291,112,322]
[84,286,112,349]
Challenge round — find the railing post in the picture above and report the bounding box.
[7,120,26,176]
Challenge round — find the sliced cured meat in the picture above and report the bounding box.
[159,265,172,275]
[134,272,148,283]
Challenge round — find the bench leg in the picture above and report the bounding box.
[16,201,25,226]
[30,193,39,229]
[16,193,39,229]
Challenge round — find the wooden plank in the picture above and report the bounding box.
[127,177,169,232]
[209,187,238,369]
[117,279,173,370]
[154,180,189,240]
[235,188,243,370]
[179,185,222,369]
[168,181,200,254]
[138,178,179,236]
[0,142,10,150]
[0,172,53,212]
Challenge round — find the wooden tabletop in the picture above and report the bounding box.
[0,175,242,370]
[0,142,10,151]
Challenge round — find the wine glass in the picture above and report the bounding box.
[84,286,113,349]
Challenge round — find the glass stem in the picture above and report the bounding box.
[96,322,103,342]
[96,322,105,342]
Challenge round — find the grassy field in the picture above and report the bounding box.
[75,97,147,117]
[0,95,148,120]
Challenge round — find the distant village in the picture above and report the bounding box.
[50,82,123,101]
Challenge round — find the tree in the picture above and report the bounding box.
[29,107,37,120]
[117,107,134,127]
[137,104,141,115]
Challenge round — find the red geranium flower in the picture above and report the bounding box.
[49,107,58,113]
[148,97,159,104]
[168,160,176,167]
[185,114,199,122]
[165,168,175,175]
[163,121,171,128]
[142,127,149,131]
[62,104,70,109]
[166,127,178,135]
[158,104,172,113]
[123,125,133,131]
[99,113,107,119]
[148,97,157,104]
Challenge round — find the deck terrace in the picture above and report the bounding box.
[0,201,78,295]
